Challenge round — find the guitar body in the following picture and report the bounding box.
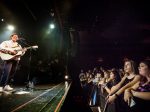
[0,51,22,60]
[0,45,38,60]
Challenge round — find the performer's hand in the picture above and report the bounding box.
[23,48,27,52]
[11,50,17,55]
[21,48,27,56]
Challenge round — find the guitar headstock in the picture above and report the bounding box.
[32,45,38,49]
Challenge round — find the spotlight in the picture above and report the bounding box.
[1,18,4,22]
[7,25,15,31]
[64,75,69,80]
[49,23,55,29]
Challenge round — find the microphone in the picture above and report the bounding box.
[18,37,26,41]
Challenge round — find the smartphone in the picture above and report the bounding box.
[129,98,136,107]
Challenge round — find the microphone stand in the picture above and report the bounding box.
[26,48,34,90]
[18,39,34,91]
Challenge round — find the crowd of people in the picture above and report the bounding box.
[79,59,150,112]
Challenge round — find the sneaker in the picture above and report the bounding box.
[3,85,13,91]
[0,87,3,92]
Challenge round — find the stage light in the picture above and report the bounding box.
[7,25,15,31]
[49,23,55,29]
[1,18,4,22]
[64,75,69,80]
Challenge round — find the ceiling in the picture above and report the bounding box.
[1,0,150,40]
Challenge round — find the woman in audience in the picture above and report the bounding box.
[99,70,110,94]
[107,60,141,112]
[103,69,121,94]
[124,59,150,112]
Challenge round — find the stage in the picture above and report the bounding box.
[0,82,71,112]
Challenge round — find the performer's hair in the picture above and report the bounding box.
[10,33,18,38]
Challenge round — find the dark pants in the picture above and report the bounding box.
[0,60,19,87]
[131,97,150,112]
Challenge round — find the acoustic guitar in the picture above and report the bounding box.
[0,45,38,60]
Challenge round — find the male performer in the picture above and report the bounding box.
[0,33,26,92]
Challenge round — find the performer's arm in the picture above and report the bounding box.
[18,44,27,56]
[0,41,11,50]
[0,41,17,54]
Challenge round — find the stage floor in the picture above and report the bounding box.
[0,82,71,112]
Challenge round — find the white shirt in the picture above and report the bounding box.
[0,40,23,60]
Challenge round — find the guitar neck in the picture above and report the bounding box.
[26,46,33,50]
[16,46,33,51]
